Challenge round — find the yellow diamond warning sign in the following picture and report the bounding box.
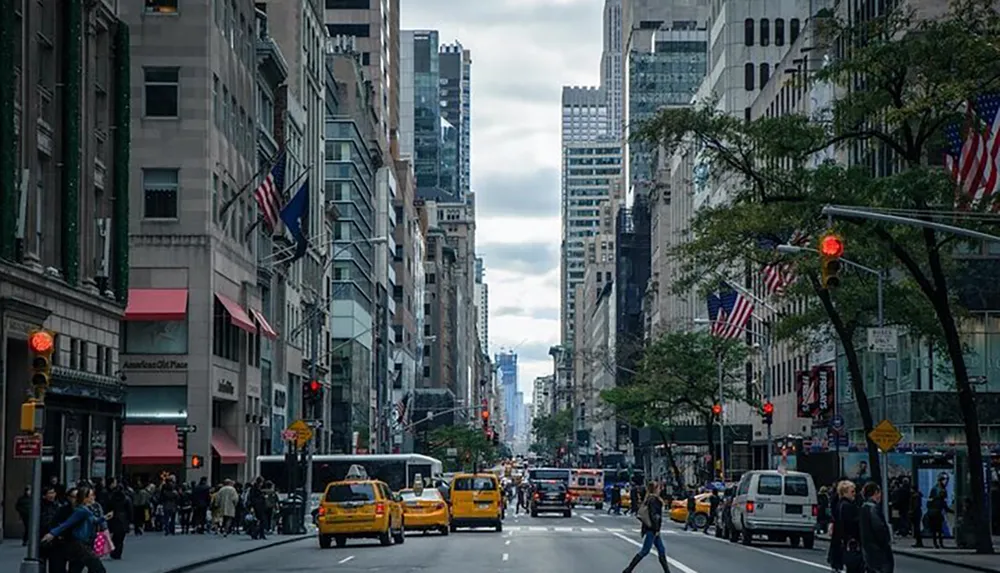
[868,419,902,452]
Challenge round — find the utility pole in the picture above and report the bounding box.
[763,322,773,470]
[876,270,890,532]
[302,300,320,532]
[717,352,725,480]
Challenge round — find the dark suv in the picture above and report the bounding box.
[530,480,571,517]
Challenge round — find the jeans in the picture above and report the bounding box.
[163,510,177,535]
[636,531,667,558]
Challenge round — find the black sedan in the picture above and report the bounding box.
[530,480,572,518]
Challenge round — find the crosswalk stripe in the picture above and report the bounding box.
[581,527,600,532]
[606,527,624,532]
[553,527,573,532]
[528,526,547,531]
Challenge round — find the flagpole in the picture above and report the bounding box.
[219,153,280,223]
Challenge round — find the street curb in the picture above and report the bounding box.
[817,534,999,573]
[158,534,313,573]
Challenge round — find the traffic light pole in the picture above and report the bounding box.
[20,401,43,573]
[763,322,773,470]
[717,352,726,480]
[876,269,890,531]
[302,300,320,533]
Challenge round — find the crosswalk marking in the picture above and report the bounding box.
[503,526,641,533]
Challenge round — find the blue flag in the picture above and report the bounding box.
[279,178,309,263]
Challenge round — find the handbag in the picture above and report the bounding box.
[93,529,114,558]
[842,538,863,569]
[636,500,653,529]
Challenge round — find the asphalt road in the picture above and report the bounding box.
[187,507,971,573]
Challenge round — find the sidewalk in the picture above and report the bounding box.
[818,531,1000,572]
[0,531,312,573]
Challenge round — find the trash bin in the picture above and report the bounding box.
[280,498,304,534]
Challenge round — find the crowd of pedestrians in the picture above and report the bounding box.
[13,474,282,573]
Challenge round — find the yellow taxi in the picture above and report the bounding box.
[316,464,405,548]
[399,477,450,535]
[670,492,712,528]
[449,473,503,532]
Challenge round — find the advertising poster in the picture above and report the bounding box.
[843,452,911,481]
[795,370,813,418]
[813,366,836,427]
[916,455,956,538]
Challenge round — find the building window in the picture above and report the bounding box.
[427,273,436,284]
[760,19,770,46]
[145,0,178,14]
[144,67,179,118]
[775,18,785,46]
[142,168,179,219]
[744,18,754,46]
[212,174,220,224]
[759,63,770,87]
[326,23,370,37]
[212,298,242,361]
[423,366,431,378]
[790,18,801,43]
[124,321,188,354]
[744,63,755,91]
[212,75,220,129]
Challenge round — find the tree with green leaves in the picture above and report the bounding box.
[633,0,1000,553]
[531,409,574,460]
[601,331,748,487]
[427,426,498,472]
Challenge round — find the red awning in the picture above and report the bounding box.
[211,429,247,464]
[122,425,183,466]
[214,293,256,333]
[249,308,279,339]
[124,289,189,321]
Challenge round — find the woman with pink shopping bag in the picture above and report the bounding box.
[42,486,110,573]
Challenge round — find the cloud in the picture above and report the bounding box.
[401,0,604,398]
[474,168,560,216]
[477,241,558,275]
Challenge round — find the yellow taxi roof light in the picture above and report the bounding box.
[345,464,369,480]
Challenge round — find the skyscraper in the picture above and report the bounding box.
[560,87,620,347]
[475,257,489,354]
[602,0,624,136]
[496,351,518,438]
[411,30,442,190]
[439,42,473,199]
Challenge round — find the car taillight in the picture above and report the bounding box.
[745,501,755,513]
[435,503,445,510]
[318,506,326,516]
[375,502,385,515]
[812,505,819,517]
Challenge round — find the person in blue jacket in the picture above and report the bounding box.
[42,486,109,573]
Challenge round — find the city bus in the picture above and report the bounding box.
[527,467,571,485]
[256,453,444,511]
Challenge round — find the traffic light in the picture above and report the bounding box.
[492,432,500,447]
[176,429,187,452]
[28,329,55,389]
[303,380,322,403]
[190,454,204,469]
[711,403,722,418]
[819,233,844,289]
[762,401,774,425]
[481,406,490,429]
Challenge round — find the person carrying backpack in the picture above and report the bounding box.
[622,481,670,573]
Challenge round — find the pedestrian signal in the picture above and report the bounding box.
[762,402,774,425]
[711,403,722,417]
[190,454,204,469]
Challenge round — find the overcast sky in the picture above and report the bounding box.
[401,0,603,400]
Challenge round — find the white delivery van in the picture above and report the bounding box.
[729,470,818,548]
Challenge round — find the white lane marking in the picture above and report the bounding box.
[528,526,546,531]
[337,556,354,564]
[505,540,511,545]
[554,527,574,532]
[580,514,595,523]
[605,527,624,532]
[611,532,699,573]
[582,527,600,532]
[506,526,522,531]
[502,553,509,561]
[696,531,828,569]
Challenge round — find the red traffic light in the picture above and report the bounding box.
[481,409,489,420]
[762,402,774,415]
[190,454,203,468]
[28,331,54,354]
[819,234,844,258]
[712,403,722,416]
[309,380,321,393]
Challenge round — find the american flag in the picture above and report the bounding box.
[392,392,410,431]
[974,93,1000,203]
[944,100,997,201]
[707,283,754,340]
[254,151,286,231]
[759,231,807,295]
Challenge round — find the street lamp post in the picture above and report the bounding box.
[776,243,890,527]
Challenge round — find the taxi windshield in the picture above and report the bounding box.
[325,483,375,503]
[453,477,497,491]
[400,489,443,501]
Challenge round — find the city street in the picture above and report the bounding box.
[185,510,973,573]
